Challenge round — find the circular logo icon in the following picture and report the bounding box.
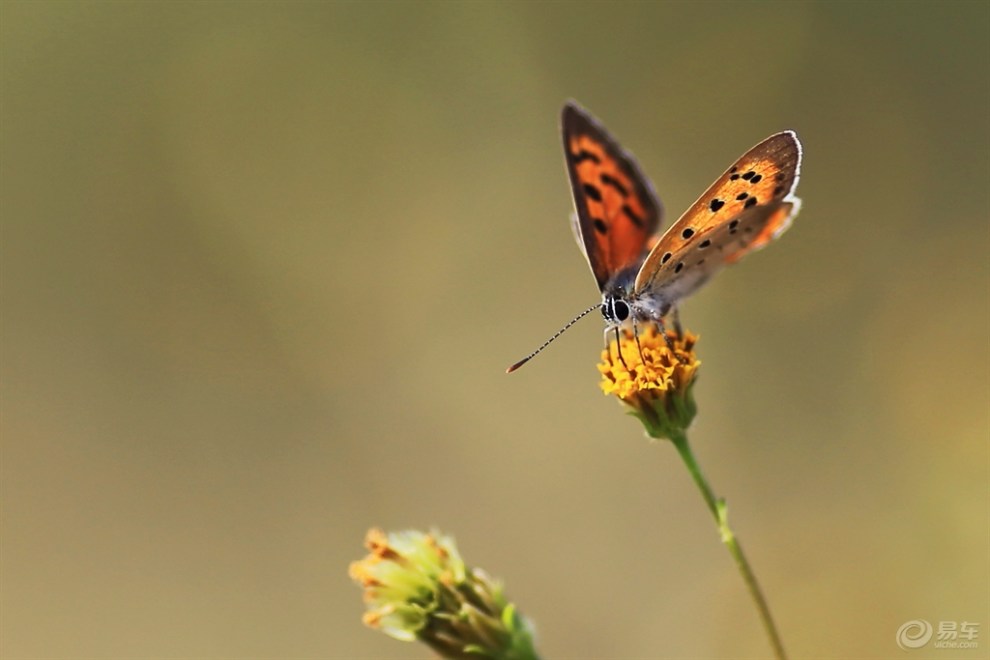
[897,619,933,650]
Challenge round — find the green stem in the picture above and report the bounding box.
[668,430,787,660]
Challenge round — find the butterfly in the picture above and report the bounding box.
[507,100,802,373]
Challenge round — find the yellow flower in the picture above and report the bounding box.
[349,528,465,641]
[598,326,700,440]
[349,528,540,659]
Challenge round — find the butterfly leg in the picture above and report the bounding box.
[671,306,684,340]
[656,316,676,351]
[605,326,629,371]
[633,320,647,364]
[656,313,687,364]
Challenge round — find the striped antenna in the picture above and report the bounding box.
[505,303,600,373]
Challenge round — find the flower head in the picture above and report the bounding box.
[598,325,700,440]
[350,528,539,659]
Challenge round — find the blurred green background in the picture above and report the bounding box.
[3,1,987,658]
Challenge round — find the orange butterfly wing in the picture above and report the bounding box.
[562,102,663,291]
[634,131,801,296]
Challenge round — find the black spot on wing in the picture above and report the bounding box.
[736,192,748,201]
[744,196,758,209]
[572,150,601,164]
[600,173,629,197]
[710,198,725,212]
[699,239,711,249]
[622,204,645,228]
[750,174,763,184]
[593,219,607,234]
[661,252,672,264]
[583,183,602,202]
[681,228,695,239]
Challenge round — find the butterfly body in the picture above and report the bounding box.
[600,274,663,326]
[600,258,714,327]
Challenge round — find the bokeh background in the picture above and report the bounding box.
[3,2,987,658]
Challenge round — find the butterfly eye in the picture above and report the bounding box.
[613,300,630,322]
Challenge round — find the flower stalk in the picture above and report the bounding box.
[599,327,787,660]
[669,429,787,660]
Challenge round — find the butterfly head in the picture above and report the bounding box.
[601,295,631,325]
[600,276,673,331]
[599,262,671,330]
